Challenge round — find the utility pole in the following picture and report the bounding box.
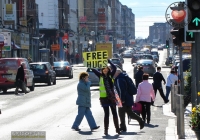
[195,32,200,104]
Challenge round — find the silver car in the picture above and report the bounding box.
[122,50,133,58]
[133,59,156,77]
[87,68,100,86]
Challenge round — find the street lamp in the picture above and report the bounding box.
[31,37,40,61]
[90,31,95,51]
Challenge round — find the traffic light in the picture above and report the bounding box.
[166,40,169,48]
[170,28,184,46]
[63,43,67,49]
[187,0,200,31]
[185,31,195,43]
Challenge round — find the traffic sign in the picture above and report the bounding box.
[185,31,195,43]
[62,34,69,44]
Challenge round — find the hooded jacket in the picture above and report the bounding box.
[114,73,134,106]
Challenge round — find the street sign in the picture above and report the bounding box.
[185,31,195,43]
[0,34,4,48]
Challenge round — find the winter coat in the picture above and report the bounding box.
[135,80,155,103]
[16,65,25,81]
[114,73,134,106]
[76,80,92,107]
[134,70,144,88]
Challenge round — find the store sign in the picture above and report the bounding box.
[0,34,4,48]
[4,4,16,21]
[1,32,11,51]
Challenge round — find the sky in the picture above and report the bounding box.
[119,0,179,39]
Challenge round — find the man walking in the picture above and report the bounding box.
[134,66,144,88]
[152,67,169,105]
[15,63,27,95]
[165,70,178,101]
[114,69,144,131]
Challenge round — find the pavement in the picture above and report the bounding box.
[73,60,197,139]
[164,103,197,140]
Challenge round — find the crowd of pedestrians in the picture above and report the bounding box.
[71,60,177,136]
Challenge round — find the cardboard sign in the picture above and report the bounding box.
[83,51,108,68]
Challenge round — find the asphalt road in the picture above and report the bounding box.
[0,49,173,140]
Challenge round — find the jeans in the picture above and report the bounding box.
[118,106,143,130]
[72,106,97,129]
[165,86,171,100]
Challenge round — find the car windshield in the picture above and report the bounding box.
[151,52,158,56]
[137,60,152,66]
[111,59,120,63]
[54,61,70,67]
[142,55,153,59]
[30,64,46,70]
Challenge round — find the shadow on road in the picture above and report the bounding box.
[87,134,122,140]
[0,92,14,95]
[34,84,48,87]
[78,131,92,135]
[144,124,159,128]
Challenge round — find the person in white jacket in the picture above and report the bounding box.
[165,70,178,101]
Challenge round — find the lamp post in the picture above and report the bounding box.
[31,37,40,61]
[90,31,95,51]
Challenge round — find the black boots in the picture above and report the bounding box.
[113,117,121,134]
[104,118,109,135]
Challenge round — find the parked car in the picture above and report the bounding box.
[30,62,56,85]
[87,68,100,86]
[109,58,123,69]
[53,61,73,78]
[133,59,156,77]
[0,58,34,93]
[113,53,124,64]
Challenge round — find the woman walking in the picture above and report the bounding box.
[135,73,155,124]
[91,59,121,135]
[72,72,100,131]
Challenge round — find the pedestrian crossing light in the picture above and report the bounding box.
[187,0,200,31]
[63,43,67,49]
[166,40,169,49]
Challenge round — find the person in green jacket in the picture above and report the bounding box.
[91,59,121,135]
[72,72,100,131]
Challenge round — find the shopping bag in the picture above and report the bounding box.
[114,87,122,107]
[132,102,142,114]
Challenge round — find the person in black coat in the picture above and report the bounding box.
[114,69,144,131]
[152,67,169,105]
[15,63,27,95]
[134,66,144,88]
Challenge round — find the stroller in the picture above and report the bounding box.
[128,102,142,124]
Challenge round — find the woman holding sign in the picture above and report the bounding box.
[91,59,121,135]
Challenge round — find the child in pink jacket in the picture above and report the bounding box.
[135,73,155,124]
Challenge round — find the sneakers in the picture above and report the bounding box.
[119,128,127,132]
[91,126,100,131]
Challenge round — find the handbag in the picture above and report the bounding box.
[114,87,122,107]
[132,102,142,114]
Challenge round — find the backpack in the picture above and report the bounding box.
[124,75,137,95]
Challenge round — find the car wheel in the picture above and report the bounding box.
[29,80,35,91]
[53,78,56,85]
[69,71,73,79]
[2,88,7,93]
[48,77,51,86]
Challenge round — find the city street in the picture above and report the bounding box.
[0,50,173,140]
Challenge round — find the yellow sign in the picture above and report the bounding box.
[83,51,108,68]
[96,43,113,59]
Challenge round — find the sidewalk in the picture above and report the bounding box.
[164,103,197,140]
